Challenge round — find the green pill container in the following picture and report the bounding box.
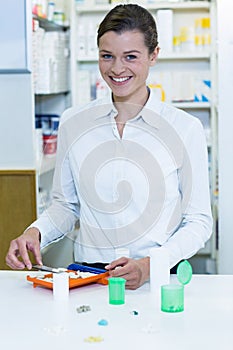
[161,284,184,312]
[161,260,193,313]
[108,277,126,305]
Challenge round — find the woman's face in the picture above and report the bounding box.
[98,30,158,104]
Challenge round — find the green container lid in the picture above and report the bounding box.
[177,260,193,285]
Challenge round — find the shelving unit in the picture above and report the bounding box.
[75,1,211,13]
[32,5,72,216]
[0,0,72,269]
[70,0,218,272]
[32,15,69,31]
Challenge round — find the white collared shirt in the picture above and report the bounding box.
[31,89,213,267]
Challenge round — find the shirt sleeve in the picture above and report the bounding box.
[162,117,213,268]
[29,114,80,249]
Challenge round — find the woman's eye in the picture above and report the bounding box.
[126,55,137,60]
[101,54,112,59]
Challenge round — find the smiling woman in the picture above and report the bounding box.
[6,4,212,291]
[97,4,159,108]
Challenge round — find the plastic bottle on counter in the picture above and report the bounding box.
[149,247,170,293]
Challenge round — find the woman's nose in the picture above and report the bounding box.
[110,58,126,75]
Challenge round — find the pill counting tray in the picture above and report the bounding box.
[27,264,109,290]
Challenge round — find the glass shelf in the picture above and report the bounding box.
[76,1,210,14]
[172,101,210,109]
[33,15,69,31]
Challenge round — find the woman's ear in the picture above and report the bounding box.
[150,46,160,66]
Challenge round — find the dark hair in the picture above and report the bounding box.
[97,4,158,54]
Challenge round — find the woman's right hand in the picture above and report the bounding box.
[5,227,42,270]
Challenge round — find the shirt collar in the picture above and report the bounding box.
[139,88,163,129]
[94,88,163,129]
[93,94,117,120]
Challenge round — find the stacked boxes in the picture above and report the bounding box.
[32,24,69,94]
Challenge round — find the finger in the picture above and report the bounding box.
[113,269,140,289]
[108,269,138,289]
[124,275,139,289]
[17,239,32,269]
[105,257,129,270]
[26,229,42,265]
[5,241,26,269]
[5,254,25,269]
[111,265,130,277]
[125,282,138,290]
[29,243,42,266]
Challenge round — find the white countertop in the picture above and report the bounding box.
[0,271,232,350]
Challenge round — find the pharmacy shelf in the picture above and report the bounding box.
[35,90,70,96]
[33,15,69,31]
[172,101,210,109]
[76,1,210,13]
[158,51,211,60]
[76,51,211,63]
[33,1,72,218]
[147,1,210,11]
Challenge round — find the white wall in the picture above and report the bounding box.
[0,74,35,169]
[218,0,233,273]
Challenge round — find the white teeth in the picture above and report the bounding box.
[112,77,130,82]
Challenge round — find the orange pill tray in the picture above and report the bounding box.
[27,264,109,290]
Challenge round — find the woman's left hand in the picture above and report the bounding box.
[105,257,150,290]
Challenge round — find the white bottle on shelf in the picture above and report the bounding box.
[156,9,173,54]
[87,22,97,59]
[47,2,55,21]
[77,23,86,59]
